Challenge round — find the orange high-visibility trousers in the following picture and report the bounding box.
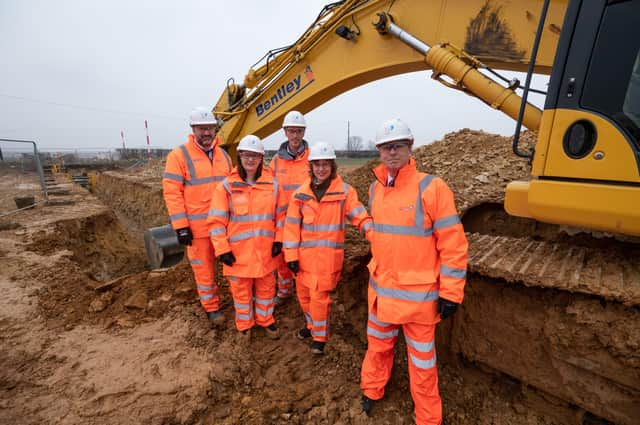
[295,276,332,342]
[227,273,276,331]
[361,310,441,425]
[186,237,219,312]
[276,255,295,298]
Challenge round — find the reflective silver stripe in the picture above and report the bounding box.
[277,204,288,213]
[286,217,302,224]
[440,265,467,279]
[433,214,461,230]
[347,205,366,219]
[227,276,238,281]
[170,212,187,221]
[299,240,344,249]
[229,229,275,243]
[163,172,184,182]
[312,318,327,327]
[362,221,373,232]
[179,145,197,182]
[222,179,231,194]
[415,175,435,228]
[305,312,312,325]
[208,209,228,217]
[255,297,272,306]
[188,213,208,221]
[283,241,300,249]
[312,329,327,337]
[368,313,391,328]
[234,302,250,310]
[231,214,275,222]
[219,148,232,169]
[200,293,215,300]
[368,182,376,211]
[276,220,284,228]
[236,312,252,320]
[294,192,313,200]
[185,176,224,186]
[409,353,437,370]
[231,181,250,188]
[197,285,213,292]
[278,278,292,284]
[367,325,399,339]
[404,335,434,353]
[189,259,202,265]
[209,227,225,236]
[278,288,291,295]
[373,223,432,237]
[256,306,274,317]
[301,223,344,232]
[284,184,301,191]
[369,277,439,302]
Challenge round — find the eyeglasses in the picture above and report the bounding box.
[284,128,305,135]
[378,142,410,152]
[193,125,216,132]
[239,152,262,160]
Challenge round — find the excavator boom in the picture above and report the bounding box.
[214,0,568,148]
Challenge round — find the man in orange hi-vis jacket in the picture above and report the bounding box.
[269,110,310,305]
[360,118,468,425]
[283,142,372,355]
[162,107,232,326]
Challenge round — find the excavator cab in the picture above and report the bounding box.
[505,0,640,235]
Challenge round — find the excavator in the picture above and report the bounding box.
[145,1,639,423]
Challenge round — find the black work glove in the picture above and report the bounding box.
[437,297,459,320]
[175,227,193,246]
[218,251,236,267]
[287,260,299,274]
[271,242,283,258]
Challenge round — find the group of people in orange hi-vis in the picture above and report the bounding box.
[163,107,468,425]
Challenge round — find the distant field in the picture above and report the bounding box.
[337,157,374,172]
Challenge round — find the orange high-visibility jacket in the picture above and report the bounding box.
[367,158,468,324]
[283,175,373,290]
[207,168,287,278]
[163,135,232,238]
[269,141,310,203]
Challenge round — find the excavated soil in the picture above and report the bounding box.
[1,130,638,425]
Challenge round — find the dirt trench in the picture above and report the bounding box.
[1,130,638,424]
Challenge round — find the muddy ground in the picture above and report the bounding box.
[1,130,637,424]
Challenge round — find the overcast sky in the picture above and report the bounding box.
[0,0,548,153]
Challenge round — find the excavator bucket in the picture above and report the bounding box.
[143,224,184,269]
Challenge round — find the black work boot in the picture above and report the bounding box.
[207,310,225,328]
[361,395,375,416]
[296,327,311,340]
[310,340,325,355]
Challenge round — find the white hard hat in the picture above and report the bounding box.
[238,135,265,155]
[308,142,336,161]
[282,110,306,128]
[375,118,414,146]
[189,107,217,126]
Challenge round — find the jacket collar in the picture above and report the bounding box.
[188,133,219,153]
[277,140,309,160]
[372,157,418,187]
[297,175,346,200]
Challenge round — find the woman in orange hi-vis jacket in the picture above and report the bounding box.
[283,142,372,355]
[207,135,287,342]
[359,119,468,425]
[269,110,311,304]
[163,108,232,326]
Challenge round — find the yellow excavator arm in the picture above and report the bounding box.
[212,0,640,236]
[214,0,567,146]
